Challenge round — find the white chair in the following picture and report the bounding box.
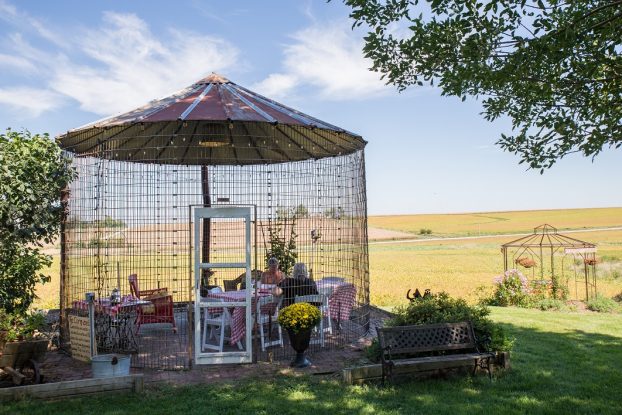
[201,298,242,352]
[295,294,328,347]
[316,286,334,335]
[256,295,283,351]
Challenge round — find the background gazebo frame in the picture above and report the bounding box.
[57,74,370,369]
[501,224,597,300]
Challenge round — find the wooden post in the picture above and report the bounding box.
[59,187,70,350]
[201,165,211,281]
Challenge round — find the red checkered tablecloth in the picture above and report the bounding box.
[317,281,357,322]
[205,289,273,346]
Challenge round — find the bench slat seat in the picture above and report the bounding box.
[378,321,494,384]
[391,352,495,372]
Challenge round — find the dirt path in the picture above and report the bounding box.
[370,226,622,245]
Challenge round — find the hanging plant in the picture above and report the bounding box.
[515,257,536,268]
[584,257,600,266]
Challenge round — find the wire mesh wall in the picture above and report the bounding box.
[60,126,369,369]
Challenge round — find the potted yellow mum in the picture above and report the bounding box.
[278,302,321,368]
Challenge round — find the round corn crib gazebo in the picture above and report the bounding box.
[57,73,370,369]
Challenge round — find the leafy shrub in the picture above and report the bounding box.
[266,222,298,275]
[614,292,622,303]
[0,309,46,345]
[487,269,532,307]
[418,228,432,235]
[323,207,345,219]
[365,337,382,362]
[586,295,619,313]
[87,236,126,248]
[534,298,567,311]
[550,274,569,300]
[365,292,513,362]
[0,129,75,314]
[0,246,52,314]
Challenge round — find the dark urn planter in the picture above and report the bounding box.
[287,328,312,368]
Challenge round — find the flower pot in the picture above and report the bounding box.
[287,328,312,368]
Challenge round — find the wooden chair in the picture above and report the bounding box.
[128,274,177,333]
[223,280,239,292]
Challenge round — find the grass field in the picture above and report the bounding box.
[3,307,621,414]
[368,207,622,237]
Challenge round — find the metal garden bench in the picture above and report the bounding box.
[377,321,495,384]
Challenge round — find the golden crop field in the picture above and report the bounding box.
[369,230,622,306]
[34,209,622,309]
[369,207,622,237]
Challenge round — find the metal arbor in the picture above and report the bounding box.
[501,224,597,300]
[57,74,370,369]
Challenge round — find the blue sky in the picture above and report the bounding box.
[1,0,620,215]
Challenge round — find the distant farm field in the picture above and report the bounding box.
[368,207,622,237]
[34,208,622,309]
[369,230,622,306]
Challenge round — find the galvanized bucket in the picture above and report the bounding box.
[91,354,131,378]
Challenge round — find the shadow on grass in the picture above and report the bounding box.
[1,322,621,415]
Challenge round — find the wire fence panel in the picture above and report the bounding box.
[60,128,369,369]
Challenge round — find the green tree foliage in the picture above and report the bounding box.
[0,129,75,313]
[323,206,345,219]
[342,0,622,170]
[266,223,298,275]
[293,204,309,218]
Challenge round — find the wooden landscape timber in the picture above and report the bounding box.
[0,374,144,402]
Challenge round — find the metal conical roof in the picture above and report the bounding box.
[57,73,366,165]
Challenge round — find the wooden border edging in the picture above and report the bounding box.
[342,352,510,385]
[342,364,382,385]
[0,374,144,402]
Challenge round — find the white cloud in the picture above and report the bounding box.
[252,73,298,98]
[0,0,67,47]
[0,87,65,117]
[254,21,388,100]
[0,6,239,116]
[0,53,36,72]
[48,12,239,115]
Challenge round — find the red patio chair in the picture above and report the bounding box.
[128,274,177,333]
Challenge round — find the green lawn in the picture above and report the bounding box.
[3,307,621,414]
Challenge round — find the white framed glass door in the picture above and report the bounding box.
[193,206,252,365]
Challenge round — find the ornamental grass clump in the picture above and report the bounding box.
[278,302,321,333]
